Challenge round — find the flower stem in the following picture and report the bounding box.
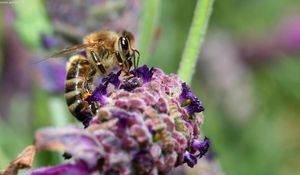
[177,0,214,85]
[138,0,161,65]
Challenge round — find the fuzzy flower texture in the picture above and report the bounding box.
[29,65,209,175]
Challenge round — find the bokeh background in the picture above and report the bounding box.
[1,0,300,175]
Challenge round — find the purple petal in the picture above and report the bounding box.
[120,78,141,91]
[130,65,154,83]
[180,83,205,114]
[36,61,66,93]
[26,160,90,175]
[192,137,210,158]
[40,34,58,49]
[179,83,195,102]
[102,71,121,88]
[85,84,107,104]
[185,101,205,114]
[183,151,198,168]
[112,110,134,133]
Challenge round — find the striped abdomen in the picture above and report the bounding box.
[64,55,96,123]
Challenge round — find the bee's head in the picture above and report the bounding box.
[117,31,139,71]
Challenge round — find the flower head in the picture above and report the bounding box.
[28,65,209,174]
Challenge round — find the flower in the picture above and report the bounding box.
[192,137,210,158]
[183,151,198,168]
[180,82,205,114]
[40,34,59,49]
[85,84,108,104]
[183,137,211,168]
[28,65,209,174]
[35,61,67,93]
[130,65,155,83]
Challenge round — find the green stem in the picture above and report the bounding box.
[138,0,161,65]
[177,0,214,85]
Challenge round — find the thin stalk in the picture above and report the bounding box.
[177,0,214,85]
[138,0,160,65]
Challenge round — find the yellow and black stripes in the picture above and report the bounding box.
[64,54,96,122]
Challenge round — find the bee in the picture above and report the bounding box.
[50,30,139,125]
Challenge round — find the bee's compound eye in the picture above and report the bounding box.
[120,37,129,51]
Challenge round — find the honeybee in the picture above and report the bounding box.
[51,30,139,125]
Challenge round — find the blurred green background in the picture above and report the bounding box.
[1,0,300,175]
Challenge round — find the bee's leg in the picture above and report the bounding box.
[90,101,100,115]
[100,47,109,60]
[80,79,95,128]
[81,65,97,111]
[115,51,124,69]
[90,50,101,63]
[97,64,107,74]
[90,50,107,74]
[81,78,92,99]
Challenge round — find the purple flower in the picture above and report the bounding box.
[183,151,198,168]
[29,65,208,174]
[112,110,133,133]
[35,61,66,93]
[101,71,122,88]
[26,160,90,175]
[183,137,210,168]
[192,137,210,158]
[85,84,107,104]
[120,77,141,91]
[130,65,154,83]
[180,82,205,114]
[40,34,58,49]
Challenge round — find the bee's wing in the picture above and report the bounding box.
[33,43,98,64]
[50,43,98,58]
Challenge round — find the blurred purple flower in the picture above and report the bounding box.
[41,34,57,49]
[28,65,209,174]
[46,0,141,40]
[35,61,66,93]
[239,15,300,65]
[26,160,90,175]
[277,16,300,51]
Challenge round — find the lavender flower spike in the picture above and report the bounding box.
[29,65,209,174]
